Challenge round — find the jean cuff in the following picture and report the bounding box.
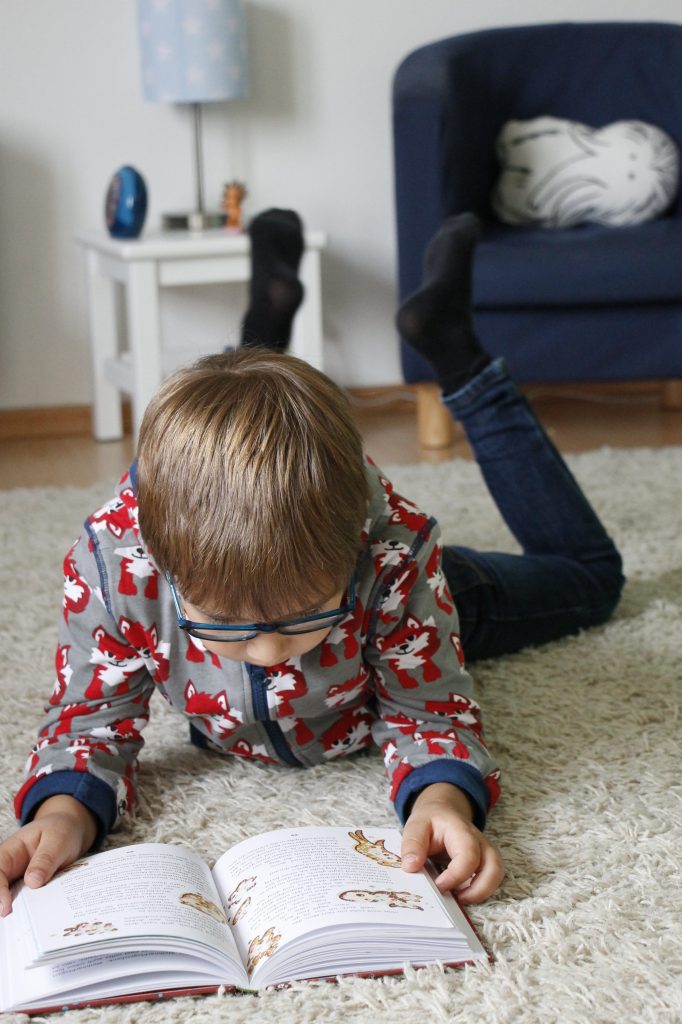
[442,356,510,414]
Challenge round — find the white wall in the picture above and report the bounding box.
[1,0,681,408]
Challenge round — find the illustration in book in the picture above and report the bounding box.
[338,889,424,910]
[347,829,403,868]
[179,892,228,924]
[246,927,283,973]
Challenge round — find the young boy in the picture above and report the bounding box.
[0,214,624,914]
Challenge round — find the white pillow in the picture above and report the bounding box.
[492,116,679,228]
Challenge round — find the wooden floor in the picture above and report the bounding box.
[0,386,681,489]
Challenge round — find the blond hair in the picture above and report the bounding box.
[137,349,370,620]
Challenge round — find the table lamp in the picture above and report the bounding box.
[137,0,249,231]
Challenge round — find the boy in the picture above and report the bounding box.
[0,214,624,914]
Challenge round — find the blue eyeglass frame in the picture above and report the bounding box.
[165,572,356,641]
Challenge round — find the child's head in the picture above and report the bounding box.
[137,348,370,656]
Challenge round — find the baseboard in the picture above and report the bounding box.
[0,404,131,442]
[0,380,674,442]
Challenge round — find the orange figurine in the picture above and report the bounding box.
[223,180,248,231]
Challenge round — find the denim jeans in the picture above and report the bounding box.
[440,359,625,663]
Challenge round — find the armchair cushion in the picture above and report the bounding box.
[475,219,682,307]
[492,117,679,228]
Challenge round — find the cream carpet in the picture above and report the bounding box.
[1,446,680,1024]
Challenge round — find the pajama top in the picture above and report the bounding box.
[15,457,500,841]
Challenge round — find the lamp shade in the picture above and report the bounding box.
[137,0,249,104]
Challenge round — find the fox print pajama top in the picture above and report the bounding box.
[15,458,500,842]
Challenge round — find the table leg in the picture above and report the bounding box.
[291,248,324,371]
[126,262,163,443]
[86,250,124,441]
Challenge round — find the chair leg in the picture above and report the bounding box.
[661,379,682,410]
[415,382,456,448]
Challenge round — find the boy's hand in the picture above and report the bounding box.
[401,782,504,904]
[0,796,97,917]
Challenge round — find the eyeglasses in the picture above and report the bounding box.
[165,572,356,643]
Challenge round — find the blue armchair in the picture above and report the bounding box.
[393,21,682,445]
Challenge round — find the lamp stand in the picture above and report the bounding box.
[162,103,228,232]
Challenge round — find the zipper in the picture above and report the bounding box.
[246,663,303,766]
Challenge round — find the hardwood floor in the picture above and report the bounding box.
[0,387,681,489]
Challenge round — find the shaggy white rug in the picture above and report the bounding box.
[0,446,681,1024]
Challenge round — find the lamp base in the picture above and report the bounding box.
[162,210,228,232]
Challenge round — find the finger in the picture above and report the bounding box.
[400,818,432,872]
[0,836,34,915]
[454,845,505,905]
[25,830,73,889]
[434,838,482,893]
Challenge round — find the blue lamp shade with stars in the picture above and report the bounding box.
[137,0,250,230]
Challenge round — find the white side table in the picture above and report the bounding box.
[76,228,327,441]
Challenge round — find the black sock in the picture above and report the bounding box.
[396,212,491,395]
[240,209,305,351]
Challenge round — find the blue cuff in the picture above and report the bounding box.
[393,760,489,831]
[19,771,118,851]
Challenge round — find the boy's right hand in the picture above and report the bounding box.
[0,795,97,917]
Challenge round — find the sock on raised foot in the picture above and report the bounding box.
[240,208,305,351]
[396,212,491,395]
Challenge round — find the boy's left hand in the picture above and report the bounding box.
[401,782,504,904]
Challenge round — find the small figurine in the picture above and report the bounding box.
[222,180,248,231]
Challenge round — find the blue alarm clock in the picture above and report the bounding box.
[105,166,148,239]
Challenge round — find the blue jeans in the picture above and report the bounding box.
[441,359,625,663]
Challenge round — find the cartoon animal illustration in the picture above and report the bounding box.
[370,538,411,574]
[88,491,135,539]
[226,877,257,911]
[24,735,60,774]
[118,617,171,683]
[377,562,419,625]
[318,600,362,665]
[386,491,430,534]
[179,892,228,925]
[114,545,159,599]
[265,661,308,717]
[225,877,256,924]
[347,830,403,868]
[65,736,118,771]
[424,693,482,733]
[84,625,147,700]
[324,668,369,708]
[50,645,73,704]
[339,889,424,910]
[278,715,315,747]
[382,711,472,759]
[375,614,442,688]
[115,774,136,819]
[246,927,282,973]
[229,738,278,764]
[425,544,455,615]
[321,709,372,758]
[185,633,222,668]
[183,680,243,738]
[63,921,117,937]
[63,556,90,622]
[90,715,147,743]
[53,701,112,736]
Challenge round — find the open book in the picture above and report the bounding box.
[0,825,489,1014]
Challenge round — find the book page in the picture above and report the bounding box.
[211,826,456,976]
[18,843,241,967]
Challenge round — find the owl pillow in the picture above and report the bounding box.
[492,116,679,228]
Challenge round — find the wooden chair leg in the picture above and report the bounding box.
[415,382,456,448]
[661,379,682,410]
